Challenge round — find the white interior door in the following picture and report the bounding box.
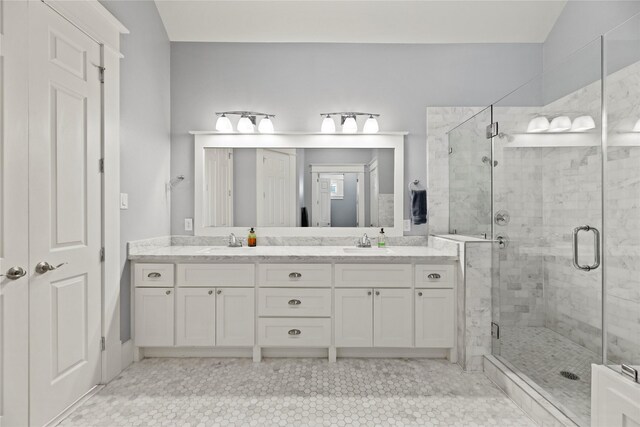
[369,162,379,227]
[312,176,332,227]
[0,1,30,425]
[28,3,102,425]
[258,149,294,227]
[204,148,233,227]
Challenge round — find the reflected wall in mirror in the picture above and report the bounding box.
[203,147,394,228]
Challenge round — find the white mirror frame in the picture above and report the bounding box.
[191,131,407,237]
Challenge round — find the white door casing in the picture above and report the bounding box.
[369,159,379,227]
[313,176,332,227]
[373,288,412,347]
[334,288,373,347]
[257,149,295,227]
[0,1,30,424]
[28,3,102,425]
[204,148,233,227]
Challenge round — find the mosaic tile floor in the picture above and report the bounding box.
[58,358,535,427]
[499,326,601,427]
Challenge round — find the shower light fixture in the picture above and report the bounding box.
[527,116,550,133]
[215,111,276,133]
[571,115,596,132]
[319,112,380,133]
[549,116,572,132]
[633,119,640,132]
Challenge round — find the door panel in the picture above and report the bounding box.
[28,3,102,426]
[259,149,294,227]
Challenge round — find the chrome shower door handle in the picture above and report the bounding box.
[572,225,601,271]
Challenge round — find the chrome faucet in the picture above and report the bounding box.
[224,233,244,247]
[356,233,372,248]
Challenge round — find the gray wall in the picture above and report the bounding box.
[170,42,543,235]
[101,1,171,342]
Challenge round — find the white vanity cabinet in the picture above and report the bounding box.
[135,288,175,347]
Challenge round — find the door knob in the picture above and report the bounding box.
[1,266,27,280]
[35,261,67,274]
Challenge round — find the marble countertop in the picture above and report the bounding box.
[128,245,458,263]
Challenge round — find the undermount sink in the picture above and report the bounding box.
[343,247,392,254]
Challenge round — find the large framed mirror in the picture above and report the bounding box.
[192,132,406,236]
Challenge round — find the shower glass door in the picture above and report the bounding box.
[604,14,640,379]
[491,37,604,427]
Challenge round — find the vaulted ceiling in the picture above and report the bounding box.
[154,0,567,44]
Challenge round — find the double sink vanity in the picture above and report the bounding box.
[129,244,458,363]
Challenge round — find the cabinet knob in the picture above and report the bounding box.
[289,272,302,279]
[288,329,301,336]
[367,291,372,296]
[418,292,423,297]
[427,273,441,279]
[375,291,380,296]
[148,272,161,278]
[288,299,302,305]
[165,290,171,295]
[208,290,213,295]
[217,289,222,295]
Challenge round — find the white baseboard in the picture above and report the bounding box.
[121,339,134,370]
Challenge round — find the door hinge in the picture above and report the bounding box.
[99,158,104,173]
[98,66,105,83]
[449,147,453,155]
[101,336,106,351]
[486,122,499,139]
[100,247,105,262]
[491,322,500,339]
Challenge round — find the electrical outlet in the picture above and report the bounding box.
[403,219,411,232]
[120,193,128,210]
[184,218,193,231]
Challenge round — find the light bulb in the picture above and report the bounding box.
[321,115,336,133]
[633,119,640,132]
[527,116,550,133]
[363,115,379,133]
[258,116,274,133]
[549,116,572,132]
[237,116,255,133]
[571,115,596,132]
[215,114,233,132]
[342,116,358,133]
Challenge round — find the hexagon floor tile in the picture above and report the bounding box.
[58,358,536,426]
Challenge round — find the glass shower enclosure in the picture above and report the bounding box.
[447,14,640,427]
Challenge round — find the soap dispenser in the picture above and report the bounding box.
[248,228,257,247]
[378,228,386,248]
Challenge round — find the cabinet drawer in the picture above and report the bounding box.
[258,264,331,287]
[258,288,331,317]
[176,264,255,287]
[415,264,454,289]
[335,264,412,288]
[134,263,174,287]
[258,318,331,347]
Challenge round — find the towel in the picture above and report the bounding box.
[411,189,428,225]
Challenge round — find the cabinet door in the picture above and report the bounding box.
[335,288,373,347]
[216,288,255,346]
[176,288,216,346]
[374,288,412,347]
[415,289,454,348]
[134,288,174,347]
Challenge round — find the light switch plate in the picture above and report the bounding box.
[403,219,411,232]
[120,193,128,210]
[184,218,193,231]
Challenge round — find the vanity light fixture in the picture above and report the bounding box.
[319,112,381,133]
[527,116,550,133]
[215,111,276,133]
[633,118,640,132]
[549,116,572,132]
[571,115,596,132]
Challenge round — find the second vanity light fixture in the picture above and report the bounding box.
[320,112,380,133]
[215,111,275,133]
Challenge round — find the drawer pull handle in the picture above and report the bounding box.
[418,292,423,297]
[289,272,302,279]
[288,329,301,336]
[288,299,302,305]
[165,290,171,295]
[148,272,162,278]
[427,273,441,279]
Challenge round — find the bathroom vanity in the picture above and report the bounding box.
[129,245,458,362]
